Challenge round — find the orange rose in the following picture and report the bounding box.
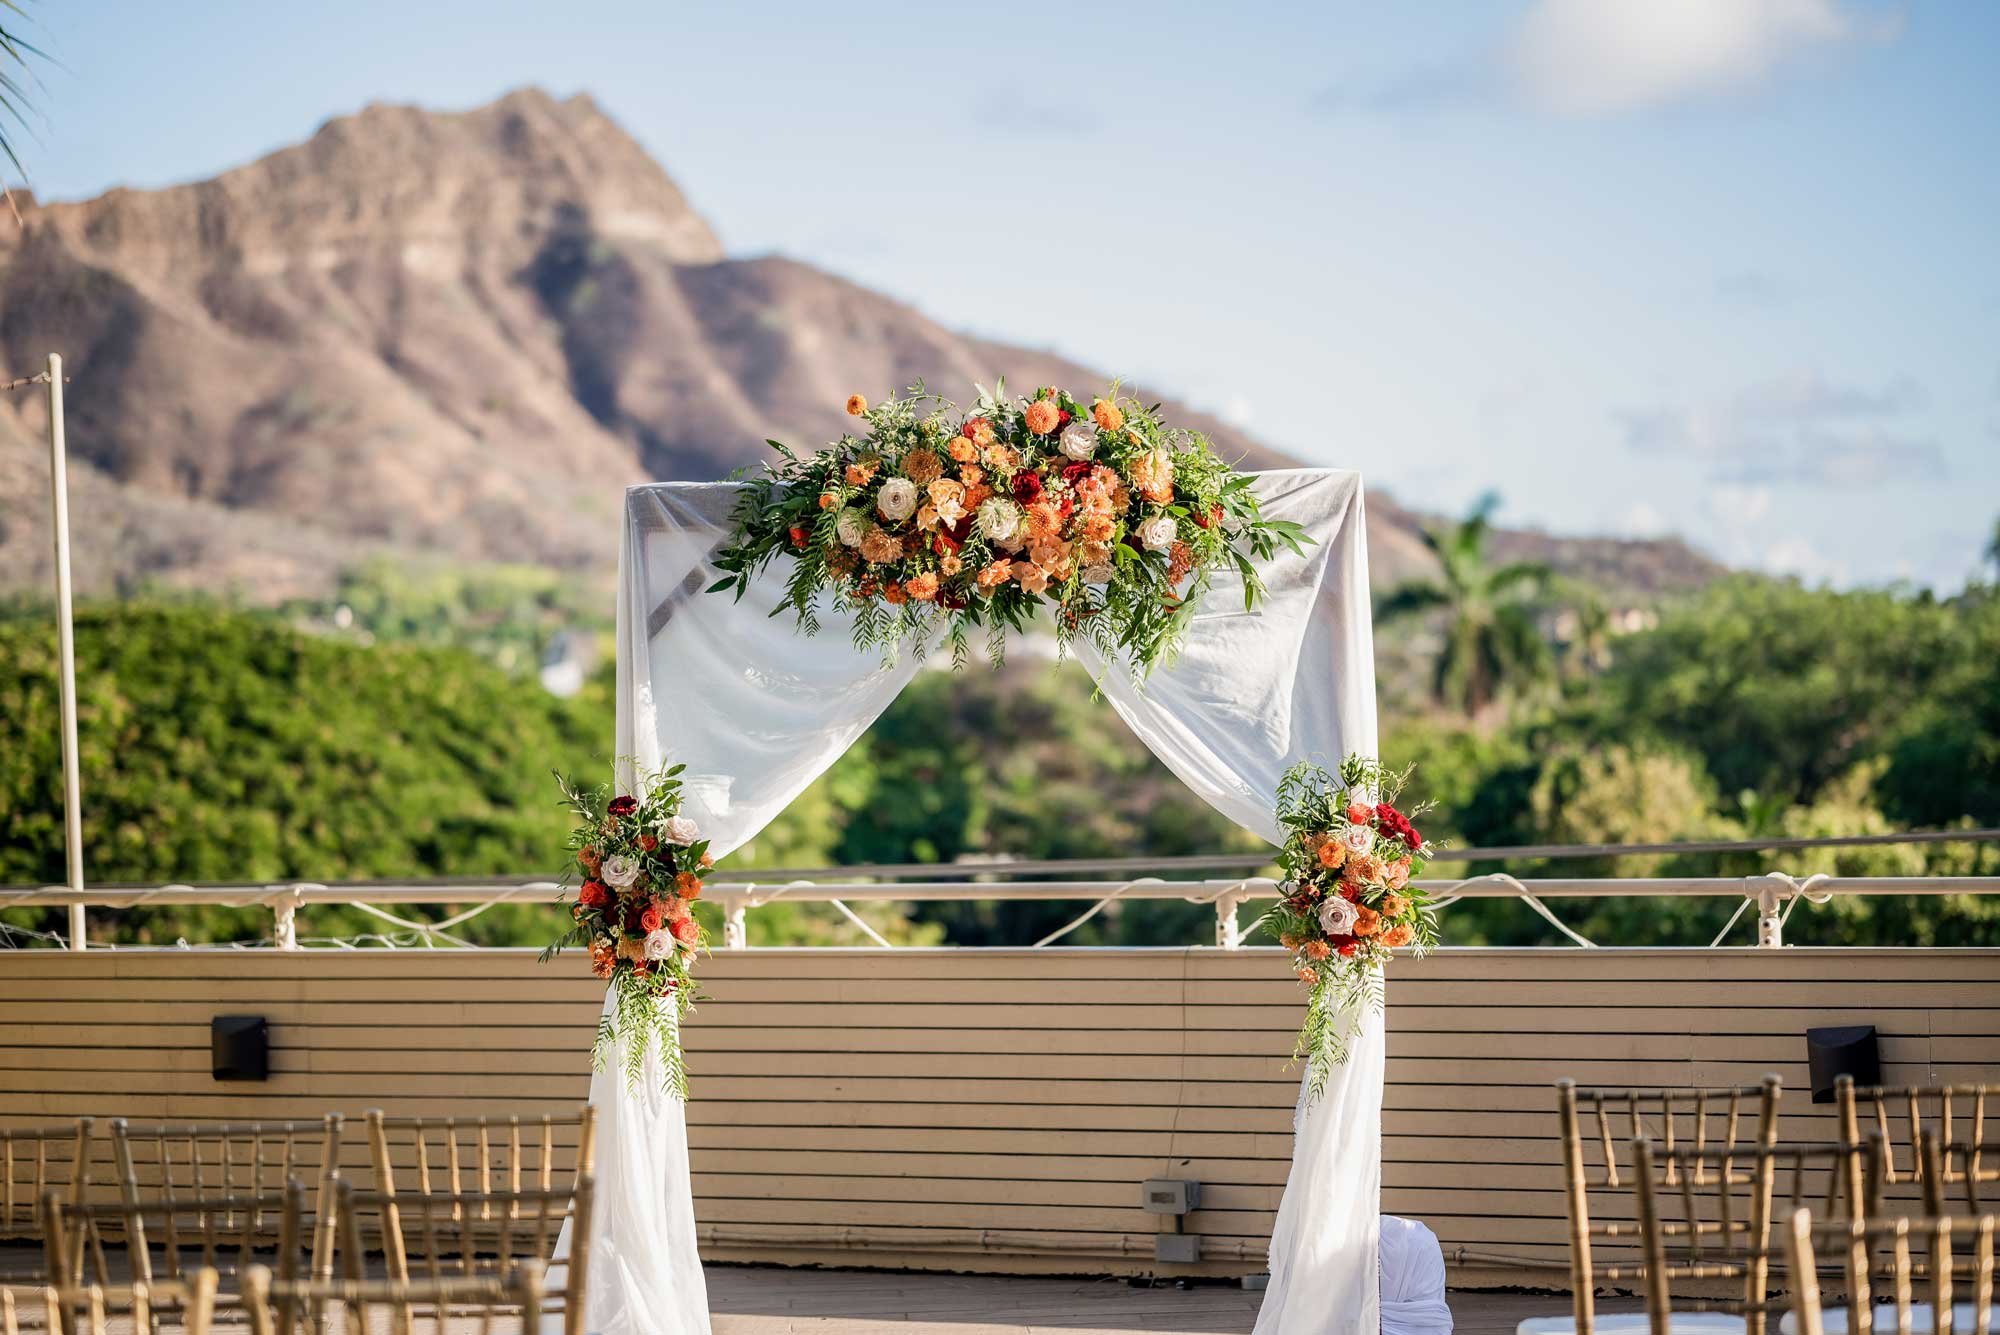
[1023,400,1060,435]
[845,393,868,416]
[905,571,939,600]
[1317,839,1347,871]
[1380,923,1415,949]
[1091,399,1124,432]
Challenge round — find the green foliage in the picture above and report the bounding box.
[1379,493,1554,717]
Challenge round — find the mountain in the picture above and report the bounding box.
[0,88,1718,601]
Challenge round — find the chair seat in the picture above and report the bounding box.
[1518,1314,1748,1335]
[1779,1304,1981,1335]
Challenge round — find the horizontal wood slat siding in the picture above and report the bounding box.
[1,948,1995,1280]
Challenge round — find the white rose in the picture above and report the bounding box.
[1138,513,1178,552]
[835,508,868,547]
[977,497,1022,544]
[1082,563,1115,585]
[600,854,639,888]
[659,815,700,846]
[1319,897,1360,936]
[877,477,918,523]
[1058,421,1097,462]
[1342,823,1374,855]
[643,929,676,961]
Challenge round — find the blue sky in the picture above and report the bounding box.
[14,0,1999,589]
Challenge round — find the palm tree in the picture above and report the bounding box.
[0,1,47,222]
[1379,492,1554,718]
[1986,514,2000,580]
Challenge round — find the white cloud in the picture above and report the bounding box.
[1504,0,1898,116]
[1220,395,1256,430]
[1618,369,1943,485]
[1761,534,1849,585]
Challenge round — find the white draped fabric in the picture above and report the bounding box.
[567,468,1386,1335]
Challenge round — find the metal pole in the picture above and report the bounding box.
[45,353,86,950]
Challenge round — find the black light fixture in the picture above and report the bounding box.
[212,1015,270,1082]
[1805,1025,1880,1104]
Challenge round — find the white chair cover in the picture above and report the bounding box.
[1380,1214,1454,1335]
[560,468,1385,1335]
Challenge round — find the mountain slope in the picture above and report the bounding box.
[0,87,1717,600]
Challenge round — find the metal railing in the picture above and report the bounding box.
[2,871,1995,952]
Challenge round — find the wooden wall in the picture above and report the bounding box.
[1,947,1995,1281]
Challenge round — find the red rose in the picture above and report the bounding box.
[1337,941,1359,958]
[1061,461,1092,486]
[1057,494,1074,520]
[607,795,639,819]
[640,902,666,933]
[638,834,658,852]
[1012,471,1044,504]
[670,916,700,945]
[788,525,809,549]
[1056,409,1072,426]
[578,881,610,908]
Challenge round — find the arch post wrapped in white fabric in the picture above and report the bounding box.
[560,468,1384,1335]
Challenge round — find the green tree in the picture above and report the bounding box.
[1378,493,1554,719]
[0,1,45,220]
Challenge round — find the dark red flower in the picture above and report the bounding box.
[1337,940,1359,957]
[1061,461,1093,487]
[607,795,639,819]
[1012,471,1044,504]
[945,514,975,545]
[940,590,968,610]
[1374,802,1421,849]
[1056,409,1072,426]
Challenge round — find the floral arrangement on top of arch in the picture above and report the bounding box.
[1257,755,1442,1102]
[708,381,1311,673]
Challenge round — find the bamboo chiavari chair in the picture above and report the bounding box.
[1783,1207,1997,1335]
[362,1108,596,1200]
[0,1122,99,1283]
[1,1272,218,1335]
[1632,1137,1887,1335]
[244,1260,547,1335]
[1837,1080,1998,1210]
[1535,1076,1785,1335]
[334,1178,590,1335]
[47,1179,308,1297]
[109,1117,346,1279]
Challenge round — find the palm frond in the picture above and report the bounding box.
[1376,581,1451,623]
[1486,560,1553,600]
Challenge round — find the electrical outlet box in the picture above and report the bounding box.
[1141,1178,1200,1215]
[1154,1232,1199,1265]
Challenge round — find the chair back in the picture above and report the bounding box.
[363,1108,596,1199]
[1837,1079,1998,1211]
[1556,1076,1784,1335]
[1,1271,218,1335]
[243,1261,546,1335]
[0,1121,99,1284]
[1783,1206,1998,1335]
[110,1117,346,1279]
[1633,1137,1883,1335]
[47,1178,308,1294]
[335,1176,589,1335]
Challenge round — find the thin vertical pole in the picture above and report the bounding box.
[45,353,86,950]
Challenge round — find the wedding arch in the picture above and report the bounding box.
[559,456,1403,1335]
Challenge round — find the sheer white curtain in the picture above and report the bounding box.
[565,469,1384,1335]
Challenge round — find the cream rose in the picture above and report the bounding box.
[1081,563,1115,584]
[876,477,919,523]
[1341,823,1374,855]
[659,814,700,846]
[643,929,676,961]
[835,508,868,547]
[1137,513,1178,552]
[1058,421,1098,462]
[600,854,639,888]
[1318,897,1360,936]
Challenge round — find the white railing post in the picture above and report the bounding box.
[722,895,747,950]
[1753,874,1788,948]
[45,353,86,951]
[1214,886,1244,949]
[272,887,304,950]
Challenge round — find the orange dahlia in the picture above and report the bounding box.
[845,393,868,416]
[1091,399,1124,432]
[1023,400,1060,435]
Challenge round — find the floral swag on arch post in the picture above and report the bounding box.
[553,382,1409,1335]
